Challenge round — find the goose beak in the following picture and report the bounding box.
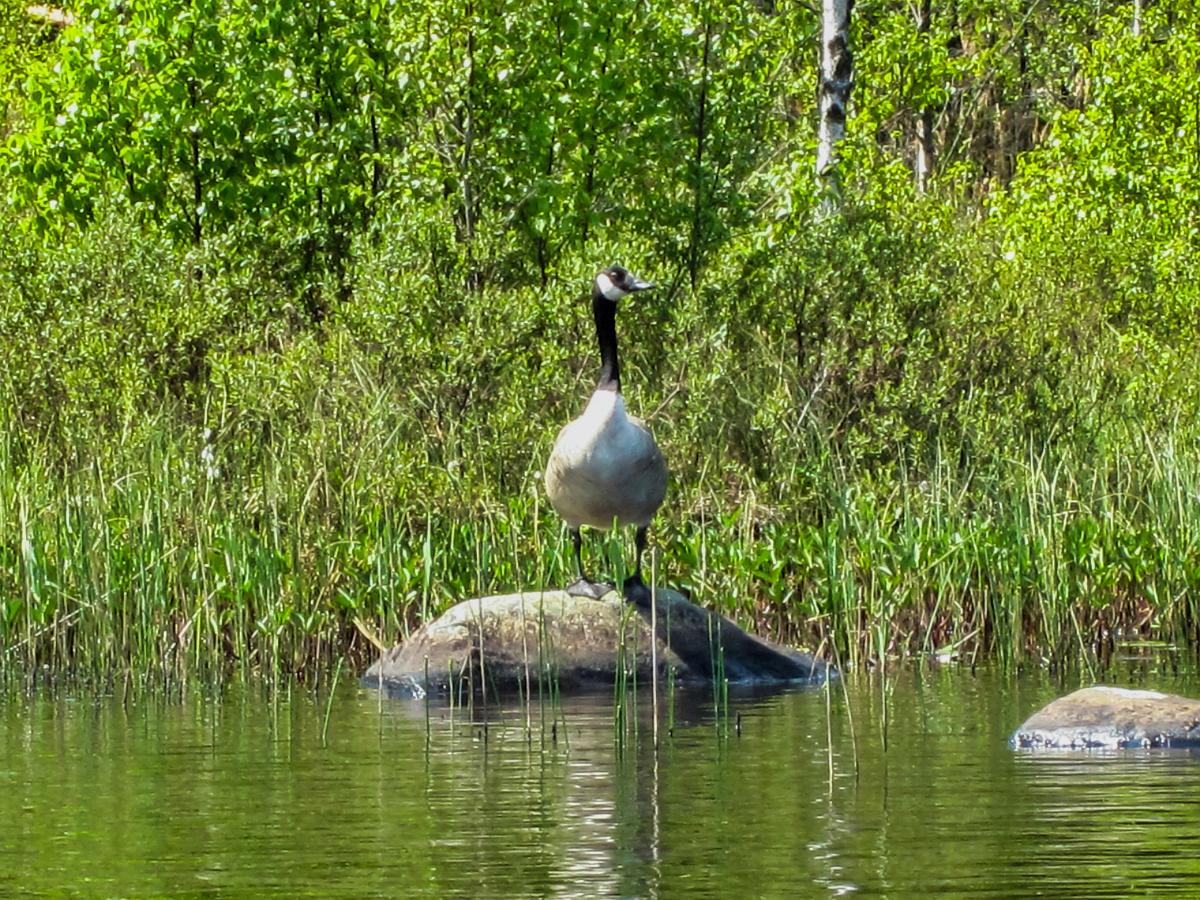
[630,276,654,292]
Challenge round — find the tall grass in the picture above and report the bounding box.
[2,384,1198,685]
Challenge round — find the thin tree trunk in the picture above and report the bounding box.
[460,1,479,289]
[817,0,854,196]
[582,25,611,247]
[914,0,935,192]
[305,5,329,320]
[537,142,553,286]
[368,21,385,216]
[461,1,476,245]
[185,4,202,249]
[689,14,712,290]
[188,79,202,247]
[370,110,382,203]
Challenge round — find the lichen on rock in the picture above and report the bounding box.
[363,586,830,699]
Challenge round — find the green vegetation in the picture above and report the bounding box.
[1,0,1198,682]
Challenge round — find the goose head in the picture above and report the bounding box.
[594,265,654,302]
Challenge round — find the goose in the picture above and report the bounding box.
[545,265,667,603]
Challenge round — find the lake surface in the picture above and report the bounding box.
[4,661,1200,897]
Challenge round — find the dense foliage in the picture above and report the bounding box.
[1,0,1198,679]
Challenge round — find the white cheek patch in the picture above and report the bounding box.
[596,272,627,301]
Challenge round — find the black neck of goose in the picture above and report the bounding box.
[592,288,620,392]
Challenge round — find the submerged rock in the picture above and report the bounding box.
[1011,686,1200,750]
[362,587,830,699]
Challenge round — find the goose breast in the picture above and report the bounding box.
[545,391,667,530]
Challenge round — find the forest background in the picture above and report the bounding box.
[0,0,1197,682]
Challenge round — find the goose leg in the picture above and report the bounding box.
[622,526,652,607]
[565,528,613,600]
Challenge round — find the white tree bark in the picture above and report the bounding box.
[816,0,854,183]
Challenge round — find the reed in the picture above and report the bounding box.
[2,221,1199,690]
[666,664,676,738]
[650,551,659,749]
[3,396,1199,685]
[613,602,630,751]
[320,656,343,747]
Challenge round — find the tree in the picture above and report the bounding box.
[816,0,853,198]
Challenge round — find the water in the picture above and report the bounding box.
[4,665,1200,897]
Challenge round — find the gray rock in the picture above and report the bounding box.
[362,586,830,699]
[1011,686,1200,750]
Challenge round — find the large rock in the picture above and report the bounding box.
[1011,686,1200,749]
[363,586,830,699]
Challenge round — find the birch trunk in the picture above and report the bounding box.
[816,0,854,184]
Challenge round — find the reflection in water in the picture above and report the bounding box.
[4,666,1200,896]
[1011,752,1200,897]
[552,716,621,896]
